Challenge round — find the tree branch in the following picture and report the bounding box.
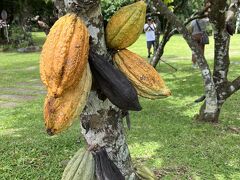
[151,21,172,67]
[173,0,186,13]
[167,14,208,40]
[225,0,240,35]
[227,76,240,97]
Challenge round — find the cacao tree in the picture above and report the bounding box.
[51,0,135,177]
[151,0,240,123]
[46,0,170,179]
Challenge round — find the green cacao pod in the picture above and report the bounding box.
[62,148,95,180]
[113,49,171,99]
[106,1,147,49]
[40,13,89,97]
[135,165,157,180]
[89,48,141,111]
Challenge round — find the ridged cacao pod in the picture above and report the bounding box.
[135,165,157,180]
[89,48,141,111]
[44,64,92,135]
[106,1,146,50]
[113,49,171,99]
[62,148,95,180]
[40,13,89,97]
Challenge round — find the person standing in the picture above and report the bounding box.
[189,17,209,68]
[144,17,156,58]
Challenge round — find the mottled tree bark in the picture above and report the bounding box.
[198,0,240,122]
[55,0,135,178]
[225,0,240,35]
[154,15,161,51]
[53,0,66,17]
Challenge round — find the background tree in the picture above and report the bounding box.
[0,0,55,27]
[0,0,55,47]
[151,0,240,123]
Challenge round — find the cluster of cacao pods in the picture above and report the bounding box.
[61,147,157,180]
[106,1,171,99]
[62,148,95,180]
[40,1,170,133]
[39,1,170,179]
[61,148,125,180]
[40,12,142,135]
[40,14,92,135]
[114,49,171,99]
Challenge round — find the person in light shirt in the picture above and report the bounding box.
[144,17,156,58]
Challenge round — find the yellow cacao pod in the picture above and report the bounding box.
[106,1,146,49]
[62,148,94,180]
[113,49,171,99]
[44,64,92,135]
[40,13,89,97]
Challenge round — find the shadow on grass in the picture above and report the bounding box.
[128,95,240,179]
[0,60,240,179]
[0,97,83,179]
[126,64,240,179]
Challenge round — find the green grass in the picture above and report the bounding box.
[0,33,240,179]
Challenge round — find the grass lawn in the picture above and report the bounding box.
[0,32,240,179]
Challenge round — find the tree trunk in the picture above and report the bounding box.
[53,0,66,18]
[198,101,221,123]
[58,0,135,178]
[197,0,230,123]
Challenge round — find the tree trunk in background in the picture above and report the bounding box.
[154,16,161,52]
[197,102,222,123]
[55,0,135,178]
[152,0,219,121]
[198,0,230,123]
[151,21,173,68]
[152,0,240,123]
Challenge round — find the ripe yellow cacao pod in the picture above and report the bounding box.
[113,49,171,99]
[106,1,146,49]
[44,64,92,135]
[40,13,89,97]
[62,148,95,180]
